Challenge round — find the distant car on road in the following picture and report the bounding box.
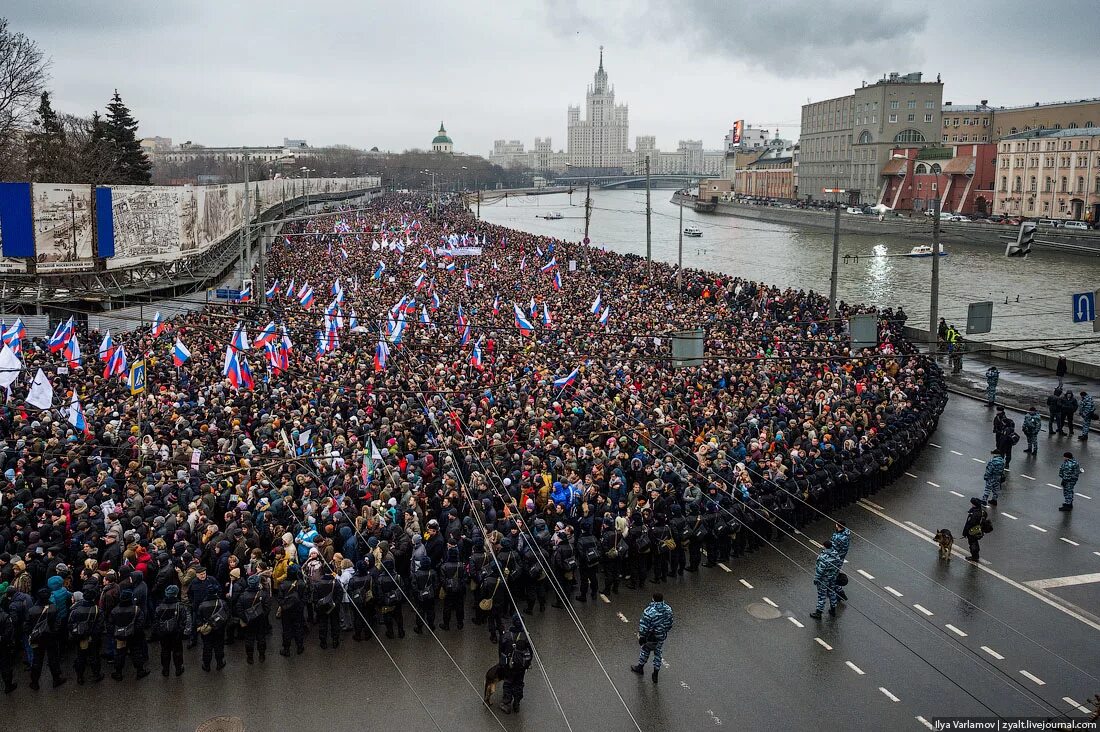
[1062,220,1089,231]
[845,206,865,215]
[1037,218,1061,228]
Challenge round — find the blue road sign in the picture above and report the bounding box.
[215,289,242,300]
[1072,292,1096,322]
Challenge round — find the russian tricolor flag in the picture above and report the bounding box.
[286,279,297,299]
[68,392,92,437]
[104,345,127,380]
[419,306,431,326]
[470,337,484,370]
[599,305,611,327]
[98,331,113,361]
[459,323,471,346]
[172,338,191,367]
[151,311,167,337]
[540,257,557,273]
[513,303,534,336]
[492,294,500,316]
[48,317,74,352]
[591,293,602,315]
[266,279,280,299]
[553,270,562,291]
[237,284,251,303]
[552,367,580,390]
[374,338,390,372]
[253,321,277,348]
[299,284,315,309]
[63,335,82,368]
[542,303,552,327]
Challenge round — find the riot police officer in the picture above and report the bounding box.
[235,575,270,663]
[153,585,191,676]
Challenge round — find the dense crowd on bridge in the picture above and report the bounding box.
[0,194,946,701]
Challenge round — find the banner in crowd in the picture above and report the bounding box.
[434,247,483,256]
[33,184,96,272]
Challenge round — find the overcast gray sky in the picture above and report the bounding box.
[7,0,1099,155]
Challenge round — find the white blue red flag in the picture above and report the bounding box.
[552,367,579,390]
[63,336,82,368]
[151,311,168,337]
[68,392,92,437]
[172,338,191,367]
[513,303,534,336]
[591,292,602,315]
[374,338,390,372]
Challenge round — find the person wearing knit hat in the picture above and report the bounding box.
[108,587,148,681]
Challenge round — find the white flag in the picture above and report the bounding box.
[0,344,22,393]
[26,368,53,410]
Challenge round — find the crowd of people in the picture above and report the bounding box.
[0,193,946,702]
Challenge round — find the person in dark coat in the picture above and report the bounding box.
[963,498,988,562]
[108,588,147,681]
[153,585,191,677]
[68,588,105,684]
[234,575,270,664]
[28,587,67,689]
[277,564,307,655]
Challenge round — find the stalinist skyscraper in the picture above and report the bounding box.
[567,47,630,171]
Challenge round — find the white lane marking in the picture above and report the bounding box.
[1024,572,1100,589]
[814,637,832,650]
[904,472,918,478]
[1064,697,1091,714]
[885,586,903,597]
[717,562,732,573]
[879,687,900,702]
[913,604,934,616]
[1047,483,1061,489]
[1020,474,1035,481]
[916,716,935,730]
[739,579,754,589]
[980,645,1004,660]
[973,457,985,463]
[1001,512,1019,520]
[599,593,611,604]
[857,569,875,580]
[927,481,941,488]
[929,442,942,448]
[809,539,824,549]
[950,450,963,456]
[1028,524,1048,533]
[1077,492,1092,499]
[1060,538,1080,547]
[1019,669,1045,686]
[788,617,805,628]
[945,623,968,637]
[845,660,865,675]
[762,597,779,608]
[862,499,884,510]
[903,520,933,535]
[856,500,1100,631]
[949,490,965,497]
[616,612,629,624]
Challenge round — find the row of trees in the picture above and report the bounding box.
[0,18,151,184]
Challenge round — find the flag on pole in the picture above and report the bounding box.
[151,311,168,337]
[372,261,386,280]
[26,368,53,410]
[253,322,278,348]
[286,279,297,299]
[237,283,252,303]
[1,319,25,357]
[68,392,92,437]
[491,293,500,316]
[62,335,82,368]
[265,279,280,299]
[172,338,191,367]
[599,305,611,327]
[48,317,74,352]
[542,303,552,327]
[470,337,484,369]
[540,257,557,272]
[552,367,580,390]
[552,270,562,291]
[513,303,534,336]
[104,345,127,380]
[98,331,113,361]
[298,284,315,309]
[591,292,602,315]
[374,338,390,371]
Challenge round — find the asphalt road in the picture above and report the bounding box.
[6,394,1099,732]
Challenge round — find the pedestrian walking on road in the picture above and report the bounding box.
[631,592,673,683]
[1078,391,1094,441]
[1022,406,1042,455]
[985,366,999,406]
[830,522,852,602]
[982,450,1006,506]
[809,541,842,619]
[1058,451,1081,512]
[963,498,989,562]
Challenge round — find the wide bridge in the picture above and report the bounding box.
[552,173,702,190]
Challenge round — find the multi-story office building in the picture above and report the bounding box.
[993,127,1100,222]
[567,47,630,171]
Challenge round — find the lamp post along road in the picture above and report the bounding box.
[823,185,844,320]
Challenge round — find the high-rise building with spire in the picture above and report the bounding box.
[567,47,630,172]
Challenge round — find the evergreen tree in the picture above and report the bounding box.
[103,89,151,184]
[72,110,118,184]
[25,91,66,181]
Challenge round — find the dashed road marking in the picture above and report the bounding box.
[862,499,884,510]
[616,612,630,624]
[1077,492,1092,499]
[599,594,611,604]
[1001,512,1018,520]
[762,597,779,608]
[905,472,918,478]
[950,450,963,456]
[788,617,805,628]
[1064,697,1091,714]
[717,562,732,573]
[927,481,941,488]
[980,646,1004,660]
[1047,483,1061,489]
[945,623,968,637]
[809,539,824,549]
[1060,538,1080,546]
[739,579,753,589]
[1019,669,1045,686]
[916,716,935,730]
[1028,524,1048,533]
[913,604,934,616]
[885,586,903,597]
[973,458,985,463]
[1094,551,1100,558]
[1019,473,1035,480]
[949,490,965,497]
[879,687,900,702]
[845,660,865,675]
[1024,573,1100,590]
[856,569,874,580]
[814,637,832,650]
[929,442,942,448]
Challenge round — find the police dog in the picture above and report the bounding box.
[483,664,504,705]
[934,529,954,561]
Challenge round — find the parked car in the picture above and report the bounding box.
[1037,218,1061,228]
[845,206,864,215]
[1062,220,1089,231]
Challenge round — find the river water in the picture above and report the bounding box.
[478,189,1100,364]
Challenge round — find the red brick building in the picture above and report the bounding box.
[878,143,997,215]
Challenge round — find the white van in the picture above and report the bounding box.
[1062,220,1089,231]
[846,206,864,215]
[1037,219,1061,228]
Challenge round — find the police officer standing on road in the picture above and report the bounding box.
[235,575,270,664]
[631,592,674,683]
[1022,406,1042,455]
[985,365,999,406]
[497,613,534,714]
[1078,391,1095,441]
[278,564,308,655]
[195,586,228,672]
[68,589,104,684]
[809,541,842,620]
[982,450,1006,506]
[963,498,989,562]
[1058,451,1081,512]
[830,522,852,602]
[153,585,190,677]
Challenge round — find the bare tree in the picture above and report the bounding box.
[0,18,50,178]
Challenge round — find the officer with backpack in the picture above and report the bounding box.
[575,529,601,602]
[277,564,308,655]
[376,558,406,640]
[1022,406,1042,455]
[68,588,105,684]
[963,497,992,562]
[109,588,148,681]
[438,544,467,630]
[631,592,674,683]
[312,566,343,649]
[497,613,533,714]
[153,585,191,677]
[550,529,578,607]
[410,556,438,634]
[346,558,376,641]
[235,575,270,664]
[600,517,627,595]
[195,588,229,671]
[0,582,18,693]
